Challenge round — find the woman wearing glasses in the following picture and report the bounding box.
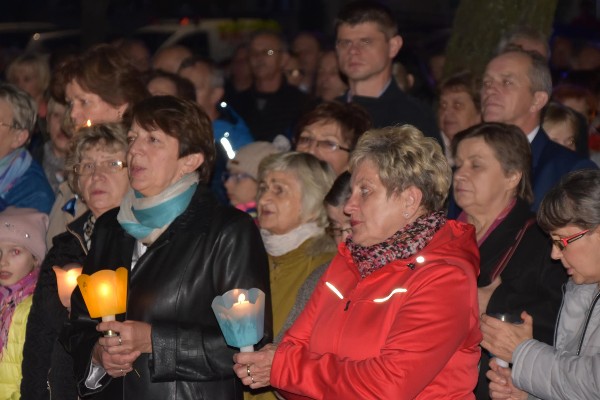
[22,123,130,400]
[294,101,370,175]
[64,96,270,400]
[482,169,600,400]
[452,122,567,398]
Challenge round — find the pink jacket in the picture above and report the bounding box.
[271,220,481,399]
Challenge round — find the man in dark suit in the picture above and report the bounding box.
[334,1,440,143]
[481,47,596,210]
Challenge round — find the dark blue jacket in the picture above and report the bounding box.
[0,157,54,214]
[530,128,597,210]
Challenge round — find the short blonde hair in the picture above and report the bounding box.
[6,53,51,96]
[66,123,128,196]
[349,125,451,212]
[258,152,335,227]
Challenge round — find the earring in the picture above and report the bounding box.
[403,212,409,218]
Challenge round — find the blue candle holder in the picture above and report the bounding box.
[212,288,265,352]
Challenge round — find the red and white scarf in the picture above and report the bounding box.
[346,211,446,279]
[0,268,39,359]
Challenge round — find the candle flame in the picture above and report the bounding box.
[86,119,92,127]
[99,282,111,297]
[66,269,80,286]
[237,293,246,303]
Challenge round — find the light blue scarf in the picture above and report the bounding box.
[118,174,199,244]
[0,149,32,196]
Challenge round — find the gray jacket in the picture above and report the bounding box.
[512,280,600,399]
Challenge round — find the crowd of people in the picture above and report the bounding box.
[0,0,599,399]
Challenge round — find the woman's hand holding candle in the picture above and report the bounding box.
[233,343,277,389]
[94,320,152,377]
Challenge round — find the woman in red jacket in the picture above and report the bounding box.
[234,125,482,399]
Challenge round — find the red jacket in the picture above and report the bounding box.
[271,220,481,399]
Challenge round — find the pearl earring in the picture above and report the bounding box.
[403,212,409,218]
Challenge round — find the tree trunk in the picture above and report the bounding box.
[444,0,559,79]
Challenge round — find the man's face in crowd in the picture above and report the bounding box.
[335,22,400,84]
[481,52,539,130]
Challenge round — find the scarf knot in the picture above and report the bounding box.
[346,211,446,279]
[118,174,199,245]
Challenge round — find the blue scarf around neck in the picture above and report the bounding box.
[118,174,199,244]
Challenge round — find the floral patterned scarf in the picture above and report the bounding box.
[346,211,446,279]
[0,268,39,359]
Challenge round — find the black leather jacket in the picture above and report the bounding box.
[62,186,272,400]
[21,211,89,400]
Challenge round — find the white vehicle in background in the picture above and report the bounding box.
[134,18,280,62]
[15,17,281,64]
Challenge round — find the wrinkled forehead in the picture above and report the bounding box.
[485,52,531,78]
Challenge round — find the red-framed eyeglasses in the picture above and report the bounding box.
[552,229,590,251]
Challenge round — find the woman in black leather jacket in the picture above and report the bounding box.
[62,96,272,400]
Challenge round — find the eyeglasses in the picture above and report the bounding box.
[73,160,127,176]
[249,49,282,58]
[326,225,352,239]
[222,171,255,183]
[296,136,351,153]
[0,121,19,130]
[552,229,590,251]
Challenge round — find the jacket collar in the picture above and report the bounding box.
[530,126,550,171]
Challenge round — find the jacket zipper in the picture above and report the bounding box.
[576,289,600,356]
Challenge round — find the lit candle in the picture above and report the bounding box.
[86,119,92,127]
[53,265,83,310]
[235,293,250,307]
[212,288,265,352]
[77,267,128,337]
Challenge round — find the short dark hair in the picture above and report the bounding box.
[542,101,580,141]
[438,70,481,110]
[335,0,398,39]
[179,55,225,89]
[294,101,371,150]
[143,69,196,101]
[249,30,289,53]
[451,122,533,204]
[324,171,351,207]
[538,169,600,232]
[125,96,216,183]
